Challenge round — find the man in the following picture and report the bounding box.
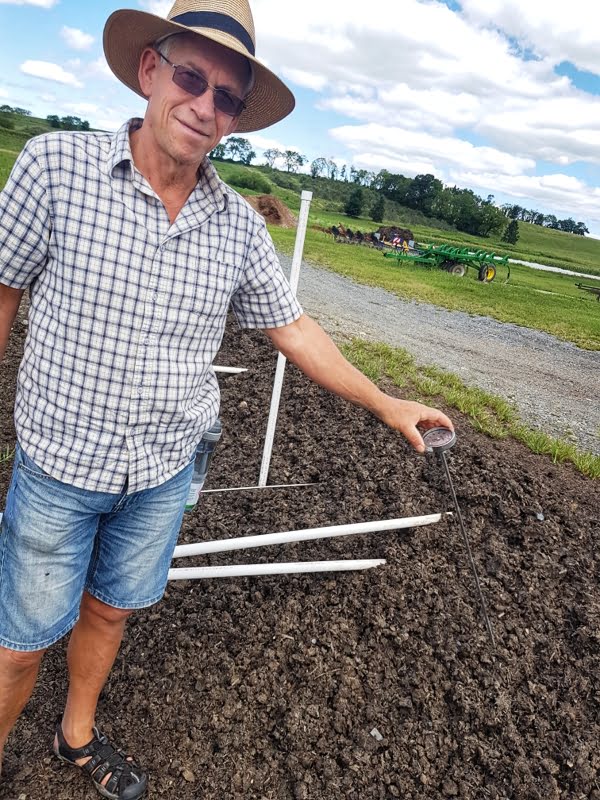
[0,1,453,797]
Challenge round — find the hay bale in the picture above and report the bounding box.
[244,195,297,228]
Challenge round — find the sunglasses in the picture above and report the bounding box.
[154,48,246,117]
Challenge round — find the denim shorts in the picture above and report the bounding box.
[0,443,194,652]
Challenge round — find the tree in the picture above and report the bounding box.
[344,187,364,218]
[310,157,327,178]
[370,194,385,223]
[340,165,347,182]
[46,114,61,128]
[502,219,519,245]
[263,148,281,168]
[282,150,307,172]
[226,136,254,164]
[210,143,227,159]
[405,173,443,215]
[573,222,589,236]
[325,159,338,180]
[558,217,576,233]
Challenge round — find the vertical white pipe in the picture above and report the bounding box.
[259,190,313,487]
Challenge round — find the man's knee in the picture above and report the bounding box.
[80,592,134,626]
[0,644,46,673]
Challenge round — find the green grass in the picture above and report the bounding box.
[268,226,600,350]
[341,339,600,479]
[0,151,18,187]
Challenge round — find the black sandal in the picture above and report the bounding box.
[53,719,148,799]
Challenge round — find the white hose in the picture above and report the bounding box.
[172,513,446,558]
[168,558,385,581]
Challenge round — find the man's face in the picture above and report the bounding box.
[139,36,248,167]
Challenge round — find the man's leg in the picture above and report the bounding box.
[0,646,46,777]
[61,592,132,746]
[52,592,133,788]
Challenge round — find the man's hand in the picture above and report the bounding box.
[264,313,453,454]
[373,396,453,454]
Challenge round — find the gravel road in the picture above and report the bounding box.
[277,251,600,456]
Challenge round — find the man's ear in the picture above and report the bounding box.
[138,47,160,98]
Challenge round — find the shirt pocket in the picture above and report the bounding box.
[163,256,240,338]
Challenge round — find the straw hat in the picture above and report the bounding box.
[103,0,295,132]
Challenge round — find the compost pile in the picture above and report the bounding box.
[243,195,297,228]
[1,312,599,800]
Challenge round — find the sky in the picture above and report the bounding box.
[1,0,600,234]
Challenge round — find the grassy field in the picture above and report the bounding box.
[268,225,600,350]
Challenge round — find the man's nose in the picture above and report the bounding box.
[190,87,217,118]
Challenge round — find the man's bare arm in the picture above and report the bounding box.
[264,313,453,453]
[0,284,25,364]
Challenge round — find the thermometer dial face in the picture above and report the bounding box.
[422,427,456,452]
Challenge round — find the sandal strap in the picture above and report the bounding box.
[54,720,147,799]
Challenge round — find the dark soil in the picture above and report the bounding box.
[1,308,599,800]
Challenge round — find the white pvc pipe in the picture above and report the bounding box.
[214,366,248,374]
[168,558,385,581]
[172,513,446,558]
[258,190,313,487]
[201,481,316,494]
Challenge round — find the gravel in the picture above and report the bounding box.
[277,251,600,456]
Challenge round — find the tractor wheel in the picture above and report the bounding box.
[478,264,496,283]
[445,261,466,277]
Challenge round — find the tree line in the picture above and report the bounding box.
[500,204,588,236]
[0,105,91,132]
[214,137,590,239]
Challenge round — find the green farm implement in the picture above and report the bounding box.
[384,243,510,283]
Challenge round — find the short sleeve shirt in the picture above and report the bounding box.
[0,119,303,493]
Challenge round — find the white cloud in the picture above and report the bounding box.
[87,57,117,81]
[0,87,9,98]
[63,102,99,115]
[331,124,535,178]
[280,67,327,92]
[20,61,84,88]
[460,0,600,77]
[0,0,57,6]
[60,26,95,51]
[137,0,171,15]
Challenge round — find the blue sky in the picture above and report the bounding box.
[1,0,599,234]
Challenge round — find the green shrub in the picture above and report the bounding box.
[270,172,301,191]
[227,168,272,193]
[23,125,48,138]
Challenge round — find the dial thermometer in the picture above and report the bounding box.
[423,427,496,647]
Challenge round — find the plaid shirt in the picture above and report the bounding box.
[0,119,302,494]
